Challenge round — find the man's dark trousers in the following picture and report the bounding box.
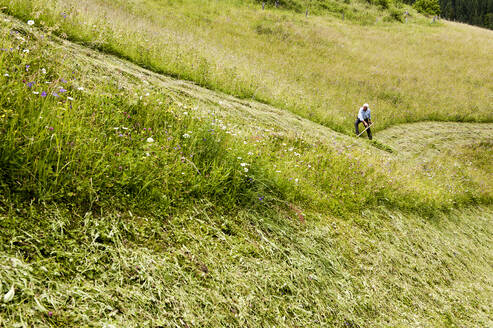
[355,118,372,140]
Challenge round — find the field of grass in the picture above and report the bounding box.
[2,0,493,134]
[0,3,492,328]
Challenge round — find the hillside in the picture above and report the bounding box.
[1,1,492,327]
[3,0,493,134]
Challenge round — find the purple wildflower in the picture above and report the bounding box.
[27,82,35,88]
[25,65,30,71]
[40,91,47,97]
[48,311,53,317]
[61,79,67,83]
[259,196,264,201]
[52,92,59,97]
[48,127,54,131]
[59,88,67,93]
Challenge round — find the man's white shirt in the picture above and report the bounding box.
[358,107,371,121]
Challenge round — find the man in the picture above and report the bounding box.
[355,103,372,140]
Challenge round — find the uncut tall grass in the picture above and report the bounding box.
[4,0,493,134]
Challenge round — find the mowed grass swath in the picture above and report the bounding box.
[3,0,493,134]
[0,3,493,328]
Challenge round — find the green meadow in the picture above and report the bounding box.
[0,1,492,327]
[3,0,493,133]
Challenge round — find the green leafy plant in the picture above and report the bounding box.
[413,0,440,16]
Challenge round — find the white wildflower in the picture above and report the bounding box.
[145,152,150,156]
[121,127,128,130]
[67,97,74,101]
[4,73,9,77]
[3,285,15,303]
[77,86,84,91]
[32,91,39,95]
[248,151,254,156]
[41,68,46,74]
[244,167,249,173]
[237,157,242,160]
[183,112,188,115]
[146,137,154,143]
[22,49,29,53]
[295,178,299,183]
[27,20,35,26]
[103,324,116,328]
[240,163,248,167]
[183,133,190,138]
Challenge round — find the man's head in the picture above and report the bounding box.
[362,103,369,111]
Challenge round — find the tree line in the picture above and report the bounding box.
[440,0,493,29]
[403,0,493,29]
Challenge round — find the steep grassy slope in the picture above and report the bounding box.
[379,121,493,188]
[2,203,492,327]
[1,8,492,328]
[3,0,493,134]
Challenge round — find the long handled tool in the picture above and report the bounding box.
[357,122,374,137]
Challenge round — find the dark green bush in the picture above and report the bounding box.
[385,7,404,22]
[366,0,391,9]
[413,0,440,16]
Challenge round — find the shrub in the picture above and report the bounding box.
[385,7,404,22]
[366,0,391,10]
[413,0,440,16]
